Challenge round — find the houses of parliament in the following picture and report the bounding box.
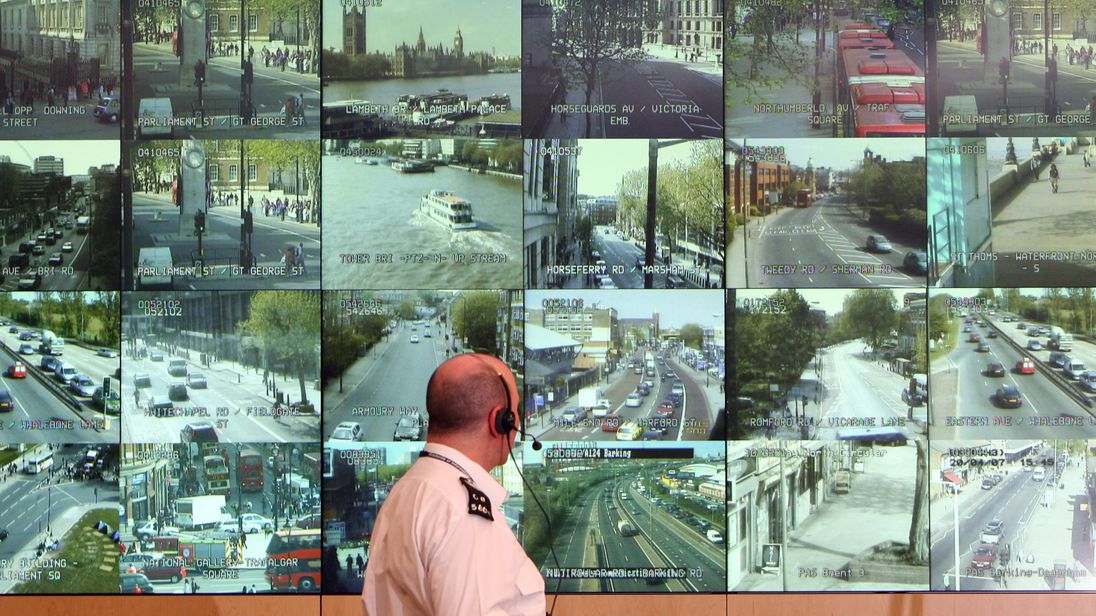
[342,9,494,78]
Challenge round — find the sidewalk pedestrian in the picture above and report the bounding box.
[1049,163,1060,193]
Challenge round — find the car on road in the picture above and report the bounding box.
[987,330,997,338]
[902,251,928,274]
[1048,352,1069,369]
[139,558,189,583]
[968,332,981,343]
[1080,372,1096,393]
[670,381,685,396]
[601,411,622,432]
[598,276,617,290]
[971,543,998,571]
[93,96,121,122]
[962,325,971,333]
[47,252,62,266]
[149,351,163,362]
[976,342,990,352]
[1064,359,1087,380]
[69,375,97,397]
[984,362,1006,377]
[561,407,587,423]
[0,390,12,413]
[1016,358,1036,374]
[1027,339,1043,351]
[393,414,424,441]
[133,373,151,388]
[119,573,155,594]
[186,372,207,388]
[180,421,219,442]
[995,385,1023,408]
[981,519,1005,544]
[1018,322,1027,330]
[636,383,650,396]
[30,244,44,256]
[331,421,363,442]
[53,363,77,383]
[668,391,684,407]
[866,234,893,253]
[625,393,642,408]
[167,383,188,401]
[6,326,15,334]
[410,335,419,343]
[616,421,642,440]
[61,242,73,253]
[656,401,675,417]
[96,348,118,358]
[295,513,323,530]
[6,362,26,378]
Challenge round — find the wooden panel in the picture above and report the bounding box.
[0,596,319,616]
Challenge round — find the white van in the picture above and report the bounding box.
[706,529,724,544]
[136,97,175,138]
[1033,467,1046,481]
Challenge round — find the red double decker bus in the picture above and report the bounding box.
[238,448,264,492]
[848,83,926,137]
[264,528,321,592]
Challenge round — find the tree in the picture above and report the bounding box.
[843,289,898,351]
[238,291,321,406]
[250,0,320,70]
[546,0,651,137]
[451,292,500,353]
[90,170,122,282]
[908,439,929,564]
[246,140,321,219]
[680,323,704,349]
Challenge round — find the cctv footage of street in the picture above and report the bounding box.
[121,291,320,445]
[522,441,726,593]
[524,290,725,442]
[322,290,522,444]
[118,442,321,593]
[0,444,120,594]
[928,288,1096,440]
[727,439,928,591]
[726,139,927,288]
[930,440,1096,591]
[730,288,927,441]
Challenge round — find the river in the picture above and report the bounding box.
[324,73,521,111]
[322,154,523,289]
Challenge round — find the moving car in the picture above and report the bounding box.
[331,421,363,442]
[133,373,152,388]
[902,251,927,274]
[7,362,26,378]
[96,348,118,358]
[625,393,642,408]
[410,335,419,343]
[561,407,587,423]
[1016,358,1036,374]
[976,342,990,353]
[1064,359,1087,380]
[167,383,188,401]
[866,234,893,253]
[601,411,622,432]
[0,390,12,412]
[980,519,1005,544]
[69,375,97,397]
[995,385,1023,408]
[93,96,121,123]
[616,421,641,440]
[186,372,207,388]
[1027,339,1043,351]
[180,421,219,442]
[656,401,676,417]
[984,362,1005,377]
[393,414,423,441]
[61,242,73,253]
[47,253,62,266]
[1048,352,1069,369]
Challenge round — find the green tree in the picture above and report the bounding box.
[843,289,898,351]
[451,292,500,353]
[239,291,321,406]
[680,323,704,349]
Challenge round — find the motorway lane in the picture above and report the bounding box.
[931,318,1096,439]
[619,477,724,591]
[1,225,94,291]
[988,313,1096,404]
[0,326,119,444]
[546,481,601,593]
[326,323,442,442]
[750,197,922,288]
[600,60,722,139]
[930,471,1042,591]
[816,340,918,439]
[122,341,317,444]
[664,356,717,439]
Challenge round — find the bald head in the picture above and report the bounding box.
[426,354,515,436]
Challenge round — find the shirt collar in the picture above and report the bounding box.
[422,442,509,506]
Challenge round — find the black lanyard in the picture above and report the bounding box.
[419,450,475,484]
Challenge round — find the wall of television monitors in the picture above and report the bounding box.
[0,0,1091,600]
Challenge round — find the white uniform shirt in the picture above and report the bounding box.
[362,443,545,616]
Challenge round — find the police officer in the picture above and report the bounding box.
[362,353,545,615]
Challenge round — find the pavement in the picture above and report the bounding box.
[735,444,925,590]
[725,33,838,139]
[990,143,1096,283]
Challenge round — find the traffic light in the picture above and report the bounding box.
[194,59,206,85]
[194,210,205,234]
[243,60,254,84]
[243,209,253,234]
